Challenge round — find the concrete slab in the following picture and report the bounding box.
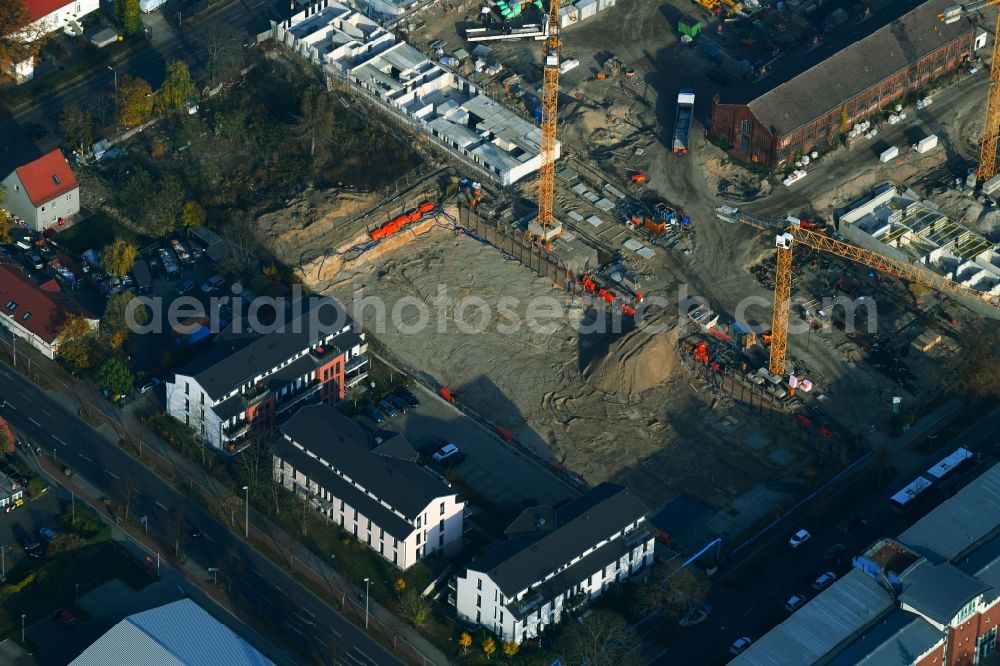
[743,431,770,450]
[768,447,798,466]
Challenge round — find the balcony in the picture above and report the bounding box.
[345,370,369,389]
[222,420,252,440]
[345,355,369,374]
[275,381,323,414]
[240,382,270,407]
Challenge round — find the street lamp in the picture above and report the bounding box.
[242,485,249,539]
[208,567,218,585]
[74,583,79,609]
[107,66,118,128]
[364,577,370,629]
[20,614,25,643]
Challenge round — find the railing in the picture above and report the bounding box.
[222,420,252,439]
[310,345,341,361]
[275,381,322,414]
[241,383,270,406]
[345,355,369,373]
[345,370,369,388]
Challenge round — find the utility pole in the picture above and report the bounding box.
[242,485,249,539]
[364,577,370,629]
[209,567,218,585]
[107,66,118,129]
[1,544,5,580]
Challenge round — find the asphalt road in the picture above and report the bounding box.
[0,364,401,666]
[0,0,292,175]
[645,406,1000,665]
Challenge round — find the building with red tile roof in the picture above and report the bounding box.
[0,263,95,359]
[1,149,80,232]
[6,0,100,83]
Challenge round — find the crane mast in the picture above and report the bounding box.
[717,207,1000,376]
[940,1,1000,179]
[537,0,561,230]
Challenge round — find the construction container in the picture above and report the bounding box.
[644,218,666,234]
[915,134,938,153]
[576,0,597,19]
[679,17,702,37]
[560,58,579,73]
[879,146,899,163]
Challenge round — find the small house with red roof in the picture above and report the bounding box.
[1,149,80,232]
[0,263,96,359]
[8,0,100,82]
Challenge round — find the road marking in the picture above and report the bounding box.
[155,501,168,511]
[105,470,120,480]
[78,453,92,462]
[315,637,328,648]
[52,435,66,446]
[2,401,15,410]
[285,622,305,637]
[261,595,274,606]
[204,534,216,543]
[40,410,53,418]
[743,605,757,616]
[275,585,289,595]
[27,417,40,427]
[301,606,315,618]
[297,614,315,627]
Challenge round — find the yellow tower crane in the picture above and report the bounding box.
[940,1,1000,179]
[714,207,1000,375]
[536,0,562,232]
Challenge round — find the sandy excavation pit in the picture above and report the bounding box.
[296,221,817,509]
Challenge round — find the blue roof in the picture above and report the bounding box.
[70,599,274,666]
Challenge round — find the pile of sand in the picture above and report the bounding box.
[583,314,681,395]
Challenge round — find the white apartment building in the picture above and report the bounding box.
[454,483,655,643]
[166,297,368,452]
[270,0,558,186]
[273,404,464,570]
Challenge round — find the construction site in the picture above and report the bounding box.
[252,0,1000,552]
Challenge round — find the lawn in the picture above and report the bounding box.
[54,211,148,256]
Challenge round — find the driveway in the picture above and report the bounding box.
[368,383,579,510]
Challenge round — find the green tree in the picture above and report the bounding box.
[155,60,197,115]
[947,323,1000,398]
[114,0,141,34]
[482,636,496,661]
[839,106,849,131]
[141,174,184,235]
[292,87,334,162]
[396,589,430,628]
[101,291,150,341]
[0,185,12,245]
[116,75,154,127]
[101,238,138,278]
[96,357,133,397]
[635,565,711,620]
[59,105,93,156]
[180,201,206,229]
[27,478,45,498]
[0,415,13,454]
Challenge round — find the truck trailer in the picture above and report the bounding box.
[672,89,695,155]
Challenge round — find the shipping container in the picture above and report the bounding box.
[672,89,695,154]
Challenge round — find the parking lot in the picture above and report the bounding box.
[360,382,579,512]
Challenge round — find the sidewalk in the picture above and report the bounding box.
[0,338,451,666]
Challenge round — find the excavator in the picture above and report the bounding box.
[693,0,744,17]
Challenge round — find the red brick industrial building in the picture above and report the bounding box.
[710,0,980,170]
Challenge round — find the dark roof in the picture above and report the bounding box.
[826,611,942,666]
[0,264,90,344]
[898,560,989,625]
[176,297,352,400]
[468,484,648,597]
[721,0,974,134]
[958,533,1000,603]
[281,405,455,521]
[504,505,558,537]
[372,433,418,461]
[274,438,415,540]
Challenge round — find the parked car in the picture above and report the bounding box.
[432,443,460,462]
[789,529,811,548]
[730,637,752,655]
[200,274,225,293]
[678,603,711,626]
[823,543,847,561]
[138,378,161,394]
[175,279,195,295]
[14,525,42,558]
[812,571,837,590]
[386,395,410,414]
[39,527,55,540]
[785,594,807,612]
[394,388,420,408]
[52,608,78,627]
[363,404,386,424]
[377,400,399,418]
[189,526,202,539]
[837,515,861,534]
